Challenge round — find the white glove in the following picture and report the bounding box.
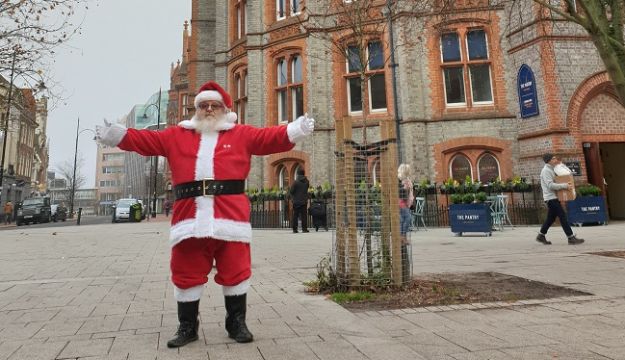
[299,113,315,135]
[96,119,127,147]
[287,113,315,143]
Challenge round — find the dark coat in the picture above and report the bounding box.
[289,175,310,207]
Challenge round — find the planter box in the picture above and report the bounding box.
[566,196,608,226]
[449,203,492,236]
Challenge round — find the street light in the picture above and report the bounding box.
[142,88,162,218]
[1,50,47,204]
[69,117,96,219]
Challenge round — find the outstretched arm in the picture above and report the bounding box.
[96,120,168,157]
[247,114,316,155]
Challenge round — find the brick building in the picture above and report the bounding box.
[173,1,625,220]
[1,77,47,208]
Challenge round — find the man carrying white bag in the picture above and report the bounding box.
[536,153,585,245]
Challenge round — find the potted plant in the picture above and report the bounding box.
[440,178,459,194]
[489,177,507,193]
[511,175,531,192]
[566,184,608,226]
[321,182,333,199]
[416,178,436,196]
[475,192,487,203]
[448,192,492,236]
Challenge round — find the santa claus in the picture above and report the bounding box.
[96,81,315,347]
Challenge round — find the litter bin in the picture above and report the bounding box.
[130,203,142,222]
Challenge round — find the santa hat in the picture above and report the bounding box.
[194,81,238,123]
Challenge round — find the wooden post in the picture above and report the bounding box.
[343,120,360,287]
[379,117,401,285]
[334,118,347,277]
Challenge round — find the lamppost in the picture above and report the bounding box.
[142,88,162,218]
[1,50,47,204]
[69,117,96,218]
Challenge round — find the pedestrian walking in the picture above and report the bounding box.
[289,169,310,233]
[3,201,13,225]
[536,153,585,245]
[96,81,315,348]
[164,199,172,217]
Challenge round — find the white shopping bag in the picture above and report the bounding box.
[554,163,572,176]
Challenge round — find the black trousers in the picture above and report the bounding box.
[292,205,308,231]
[540,199,573,237]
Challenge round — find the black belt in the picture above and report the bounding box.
[174,179,245,200]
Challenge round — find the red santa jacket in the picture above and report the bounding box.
[117,119,295,247]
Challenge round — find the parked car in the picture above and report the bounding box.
[16,197,52,226]
[51,204,67,222]
[112,198,142,223]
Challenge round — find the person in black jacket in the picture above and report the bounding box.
[309,186,328,231]
[289,169,310,233]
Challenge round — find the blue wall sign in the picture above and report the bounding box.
[517,64,539,118]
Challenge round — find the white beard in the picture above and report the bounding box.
[194,113,225,134]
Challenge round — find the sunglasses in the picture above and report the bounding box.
[198,102,224,111]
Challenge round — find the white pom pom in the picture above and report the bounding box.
[226,111,238,123]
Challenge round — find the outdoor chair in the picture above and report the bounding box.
[489,194,513,231]
[412,197,427,231]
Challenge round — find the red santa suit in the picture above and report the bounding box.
[105,91,309,303]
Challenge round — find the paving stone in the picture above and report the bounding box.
[57,338,114,358]
[6,340,66,360]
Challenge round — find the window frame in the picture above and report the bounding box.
[276,0,286,20]
[344,39,388,115]
[449,153,473,181]
[439,27,494,109]
[233,68,248,124]
[477,153,501,183]
[275,54,304,124]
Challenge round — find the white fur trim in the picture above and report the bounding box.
[194,90,223,109]
[223,279,250,296]
[98,123,127,147]
[169,218,252,247]
[178,116,235,132]
[195,131,217,180]
[174,284,204,302]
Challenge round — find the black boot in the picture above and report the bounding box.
[568,235,585,245]
[167,300,199,348]
[225,294,254,343]
[536,233,551,245]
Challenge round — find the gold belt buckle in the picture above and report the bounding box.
[202,177,214,197]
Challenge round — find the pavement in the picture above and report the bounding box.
[1,221,625,360]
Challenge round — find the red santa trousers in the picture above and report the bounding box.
[170,237,251,301]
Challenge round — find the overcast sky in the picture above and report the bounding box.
[47,0,191,187]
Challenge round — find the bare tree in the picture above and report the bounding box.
[1,0,87,92]
[300,0,439,287]
[518,0,625,105]
[56,153,86,192]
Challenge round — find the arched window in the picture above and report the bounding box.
[450,154,472,182]
[372,159,381,185]
[278,165,289,189]
[477,153,500,183]
[292,163,303,182]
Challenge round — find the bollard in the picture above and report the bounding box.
[77,207,83,225]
